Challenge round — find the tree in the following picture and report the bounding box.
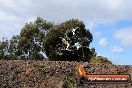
[8,35,20,59]
[18,17,53,60]
[44,19,96,61]
[77,47,96,62]
[90,56,112,64]
[0,17,113,63]
[0,39,9,59]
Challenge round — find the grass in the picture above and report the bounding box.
[35,63,44,69]
[0,84,4,88]
[65,75,76,88]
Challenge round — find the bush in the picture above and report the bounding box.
[90,56,112,64]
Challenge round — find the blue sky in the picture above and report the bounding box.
[89,20,132,65]
[0,0,132,65]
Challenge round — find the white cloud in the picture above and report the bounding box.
[0,0,16,8]
[99,38,108,47]
[111,46,124,53]
[85,21,96,31]
[114,27,132,47]
[93,31,102,37]
[0,0,132,39]
[0,11,18,21]
[105,0,122,9]
[1,0,132,22]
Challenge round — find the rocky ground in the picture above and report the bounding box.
[0,60,132,88]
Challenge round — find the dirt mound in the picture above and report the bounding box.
[0,60,132,88]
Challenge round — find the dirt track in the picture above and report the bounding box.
[0,60,132,88]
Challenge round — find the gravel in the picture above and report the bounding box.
[0,60,132,88]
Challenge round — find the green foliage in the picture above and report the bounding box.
[0,39,9,59]
[0,17,112,63]
[8,35,20,59]
[48,50,79,61]
[0,84,4,88]
[65,75,76,88]
[44,28,64,56]
[44,19,95,61]
[90,56,112,64]
[77,47,96,62]
[57,19,93,47]
[0,17,53,60]
[18,17,53,60]
[35,63,45,69]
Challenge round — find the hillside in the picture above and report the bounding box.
[0,60,132,88]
